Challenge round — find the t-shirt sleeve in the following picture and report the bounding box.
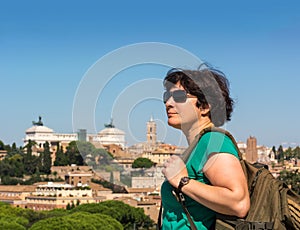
[203,132,239,157]
[188,132,239,174]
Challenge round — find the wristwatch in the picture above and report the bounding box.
[177,176,190,192]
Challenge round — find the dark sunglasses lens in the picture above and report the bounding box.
[163,91,171,103]
[173,90,187,102]
[163,90,187,103]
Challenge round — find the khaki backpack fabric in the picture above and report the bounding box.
[205,128,300,230]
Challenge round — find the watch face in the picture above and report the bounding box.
[181,177,190,184]
[178,177,190,191]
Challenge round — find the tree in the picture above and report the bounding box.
[277,145,284,162]
[29,211,123,230]
[132,157,154,169]
[54,144,68,166]
[71,201,154,229]
[66,203,71,210]
[271,146,276,159]
[66,141,85,166]
[23,140,39,175]
[99,200,154,229]
[293,146,300,159]
[0,140,4,150]
[0,220,26,230]
[110,171,114,183]
[0,140,11,152]
[279,169,300,195]
[39,142,51,174]
[7,154,24,177]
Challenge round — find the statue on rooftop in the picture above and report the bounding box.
[32,116,43,126]
[104,118,115,128]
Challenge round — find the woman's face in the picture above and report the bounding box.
[164,82,201,130]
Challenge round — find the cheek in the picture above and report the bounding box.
[179,104,199,120]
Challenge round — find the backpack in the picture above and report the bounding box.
[202,127,300,230]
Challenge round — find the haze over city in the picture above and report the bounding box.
[1,1,300,148]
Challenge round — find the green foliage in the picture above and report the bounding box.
[277,145,284,162]
[76,141,115,168]
[71,200,154,229]
[0,220,26,230]
[294,146,300,159]
[23,140,40,175]
[66,203,71,210]
[0,199,154,230]
[71,202,111,214]
[0,203,29,229]
[65,141,85,166]
[0,140,123,185]
[54,145,68,166]
[29,216,77,230]
[97,200,153,229]
[278,169,300,194]
[39,142,51,174]
[0,140,12,152]
[0,151,25,178]
[0,140,4,150]
[120,174,132,187]
[29,210,123,230]
[0,201,47,227]
[132,157,154,169]
[68,212,123,230]
[40,208,70,219]
[91,178,127,193]
[283,146,300,160]
[0,214,28,228]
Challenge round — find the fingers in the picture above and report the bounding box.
[162,155,188,187]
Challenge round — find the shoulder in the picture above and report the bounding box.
[199,131,239,158]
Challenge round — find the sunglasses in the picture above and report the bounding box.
[163,90,197,103]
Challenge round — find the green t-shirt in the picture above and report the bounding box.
[161,132,239,230]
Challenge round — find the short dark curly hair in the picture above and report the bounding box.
[163,67,234,127]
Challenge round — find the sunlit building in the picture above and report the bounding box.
[23,117,126,151]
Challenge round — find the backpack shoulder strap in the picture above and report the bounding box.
[181,126,242,162]
[200,127,243,160]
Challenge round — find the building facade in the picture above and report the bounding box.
[24,117,126,151]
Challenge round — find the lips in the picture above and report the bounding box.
[167,111,177,118]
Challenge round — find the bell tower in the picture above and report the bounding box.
[147,116,157,145]
[246,136,258,163]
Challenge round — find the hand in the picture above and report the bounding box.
[162,155,188,188]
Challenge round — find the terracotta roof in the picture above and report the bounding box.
[125,187,156,193]
[0,185,36,192]
[137,200,157,205]
[89,182,112,191]
[0,196,22,201]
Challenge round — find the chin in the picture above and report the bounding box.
[168,120,181,130]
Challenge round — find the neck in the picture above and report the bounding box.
[183,120,214,145]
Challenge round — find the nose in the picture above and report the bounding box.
[165,97,175,109]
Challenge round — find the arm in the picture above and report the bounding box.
[162,154,250,217]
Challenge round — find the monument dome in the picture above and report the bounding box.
[90,119,126,149]
[26,125,54,134]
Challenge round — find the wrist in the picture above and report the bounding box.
[177,176,190,192]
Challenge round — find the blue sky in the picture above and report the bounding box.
[1,0,300,148]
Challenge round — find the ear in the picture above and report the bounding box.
[200,105,210,117]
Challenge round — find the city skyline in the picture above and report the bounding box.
[4,114,295,150]
[1,1,300,148]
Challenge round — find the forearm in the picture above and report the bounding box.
[181,179,249,217]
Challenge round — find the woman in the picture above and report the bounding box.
[160,67,250,229]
